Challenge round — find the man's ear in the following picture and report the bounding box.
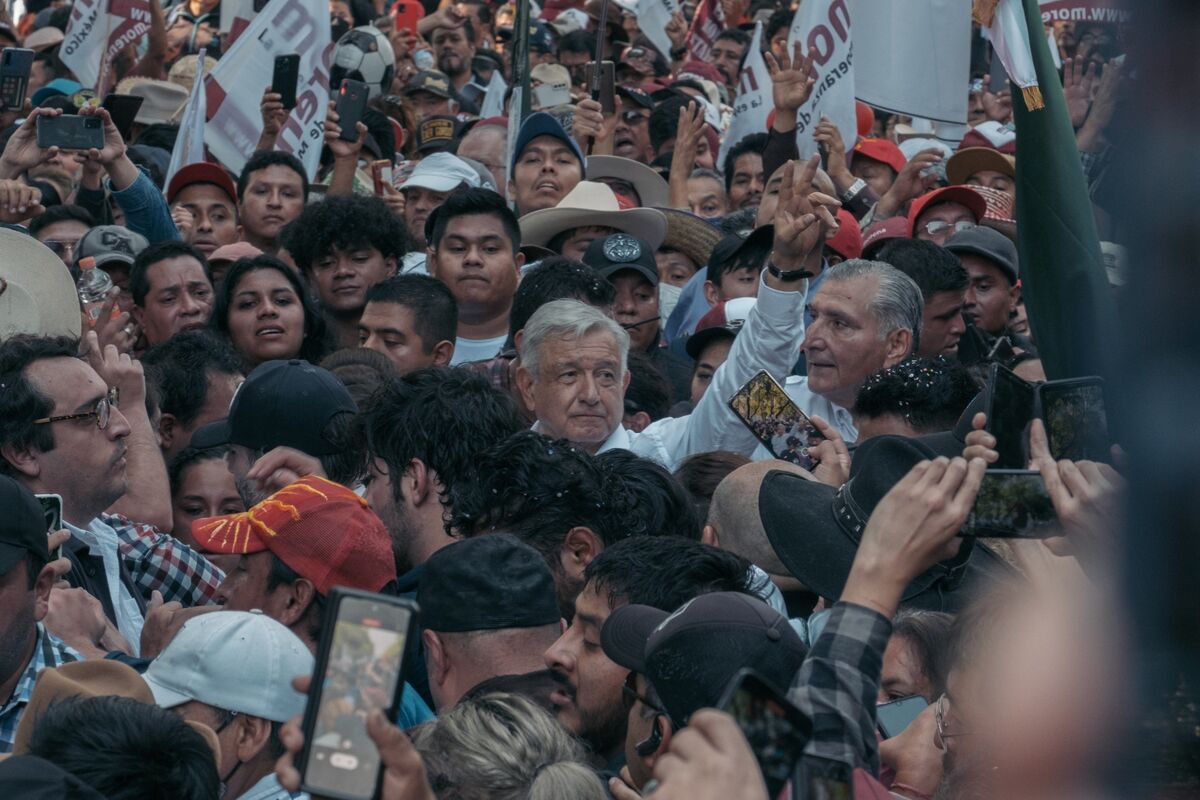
[562,526,604,578]
[645,716,674,766]
[883,328,913,366]
[384,256,398,277]
[514,250,526,271]
[701,524,719,547]
[515,364,537,413]
[32,562,56,622]
[405,458,432,507]
[130,305,146,326]
[278,578,317,628]
[513,329,525,355]
[703,280,719,307]
[0,443,40,480]
[423,629,450,684]
[624,411,651,434]
[431,339,455,367]
[158,412,178,453]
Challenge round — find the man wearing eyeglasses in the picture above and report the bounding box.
[613,88,655,164]
[907,186,987,247]
[29,205,96,268]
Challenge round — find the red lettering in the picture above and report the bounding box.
[828,0,850,40]
[807,25,834,65]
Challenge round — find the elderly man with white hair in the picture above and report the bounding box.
[514,157,841,470]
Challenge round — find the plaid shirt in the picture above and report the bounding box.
[0,625,80,753]
[105,514,225,607]
[789,602,892,776]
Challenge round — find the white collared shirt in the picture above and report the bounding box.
[782,375,859,444]
[65,517,144,654]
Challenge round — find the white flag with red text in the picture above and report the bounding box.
[60,0,153,93]
[685,0,725,62]
[719,22,771,165]
[786,0,856,160]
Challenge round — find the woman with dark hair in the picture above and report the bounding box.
[210,255,330,368]
[879,609,955,703]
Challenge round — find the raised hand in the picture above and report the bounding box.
[765,40,816,116]
[876,147,942,218]
[807,415,852,487]
[1062,55,1097,129]
[323,100,367,161]
[771,155,841,269]
[0,106,64,178]
[812,114,850,182]
[261,86,289,140]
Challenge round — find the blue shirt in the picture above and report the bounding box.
[106,168,181,244]
[0,625,80,753]
[398,683,435,729]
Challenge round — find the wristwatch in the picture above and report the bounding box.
[841,177,867,203]
[670,45,687,60]
[766,258,812,283]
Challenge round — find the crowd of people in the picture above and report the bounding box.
[0,0,1172,798]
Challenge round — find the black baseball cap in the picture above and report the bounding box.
[601,591,807,725]
[616,86,655,110]
[74,225,150,270]
[190,360,358,456]
[944,226,1018,284]
[0,476,51,575]
[583,233,659,286]
[708,224,774,271]
[417,535,560,633]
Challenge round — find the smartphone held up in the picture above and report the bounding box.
[729,371,826,471]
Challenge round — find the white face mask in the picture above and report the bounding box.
[657,281,682,323]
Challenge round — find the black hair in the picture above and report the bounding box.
[715,28,752,49]
[282,194,411,272]
[708,234,771,288]
[509,257,615,342]
[649,95,693,154]
[366,367,523,507]
[584,536,753,611]
[558,29,596,56]
[129,240,211,307]
[28,204,95,238]
[765,9,795,42]
[428,187,520,253]
[623,350,670,423]
[318,411,368,488]
[133,123,179,152]
[595,449,702,541]
[319,348,399,409]
[448,431,620,558]
[210,256,330,366]
[891,609,955,700]
[236,150,310,202]
[876,239,969,299]
[142,330,243,429]
[32,49,68,81]
[363,274,458,352]
[854,356,980,434]
[168,445,232,496]
[722,132,768,193]
[0,336,79,478]
[26,695,220,800]
[673,451,751,524]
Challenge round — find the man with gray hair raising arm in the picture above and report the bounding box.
[515,157,840,470]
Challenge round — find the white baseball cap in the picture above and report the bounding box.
[144,611,313,723]
[398,152,482,193]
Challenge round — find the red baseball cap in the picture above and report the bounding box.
[861,216,909,259]
[852,139,906,175]
[825,209,863,260]
[906,185,988,232]
[193,476,396,596]
[167,162,238,205]
[855,101,875,138]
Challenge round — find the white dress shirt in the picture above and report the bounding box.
[65,518,144,654]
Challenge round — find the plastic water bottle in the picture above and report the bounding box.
[77,256,115,326]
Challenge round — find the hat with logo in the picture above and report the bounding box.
[685,297,756,360]
[418,535,560,633]
[582,232,659,286]
[958,120,1016,154]
[166,162,238,205]
[399,152,482,193]
[403,69,453,99]
[510,111,585,175]
[190,359,358,456]
[192,476,396,595]
[519,181,667,250]
[601,591,808,725]
[852,138,906,174]
[415,114,460,155]
[144,611,314,722]
[0,228,81,340]
[0,476,51,576]
[74,225,150,269]
[860,216,910,259]
[944,225,1019,284]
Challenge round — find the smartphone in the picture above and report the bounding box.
[392,0,422,35]
[334,79,369,142]
[584,60,616,114]
[36,114,105,150]
[101,94,144,142]
[298,589,418,800]
[729,370,825,470]
[0,48,34,111]
[1037,378,1110,463]
[876,695,929,739]
[718,668,812,800]
[36,493,63,560]
[273,54,301,110]
[370,159,393,195]
[985,363,1036,469]
[964,470,1058,538]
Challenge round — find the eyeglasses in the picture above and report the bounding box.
[621,671,668,717]
[934,694,970,750]
[33,387,120,431]
[620,110,650,125]
[42,239,79,258]
[921,220,976,237]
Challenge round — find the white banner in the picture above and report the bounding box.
[850,0,969,125]
[631,0,680,62]
[479,69,507,119]
[719,22,770,165]
[61,0,153,92]
[786,0,855,161]
[165,50,208,189]
[204,0,332,180]
[218,0,257,46]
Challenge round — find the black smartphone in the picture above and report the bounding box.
[298,589,418,800]
[985,363,1035,469]
[584,60,615,114]
[36,114,105,150]
[876,695,928,739]
[273,53,301,110]
[0,47,34,111]
[718,668,812,800]
[964,469,1059,538]
[1036,377,1110,464]
[729,370,825,470]
[334,79,369,142]
[101,94,144,142]
[36,493,63,560]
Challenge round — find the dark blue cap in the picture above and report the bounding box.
[509,111,585,175]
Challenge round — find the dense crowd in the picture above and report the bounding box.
[0,0,1170,798]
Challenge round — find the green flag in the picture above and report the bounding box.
[1012,0,1116,381]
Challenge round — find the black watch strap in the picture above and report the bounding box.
[766,260,812,282]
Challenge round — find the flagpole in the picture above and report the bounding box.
[510,0,532,128]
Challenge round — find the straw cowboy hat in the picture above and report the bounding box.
[0,228,81,341]
[518,181,668,250]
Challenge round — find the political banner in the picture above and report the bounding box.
[204,0,332,180]
[719,22,770,165]
[165,49,209,189]
[686,0,725,62]
[631,0,680,62]
[60,0,153,93]
[851,0,969,125]
[1038,0,1130,25]
[786,0,856,160]
[219,0,257,47]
